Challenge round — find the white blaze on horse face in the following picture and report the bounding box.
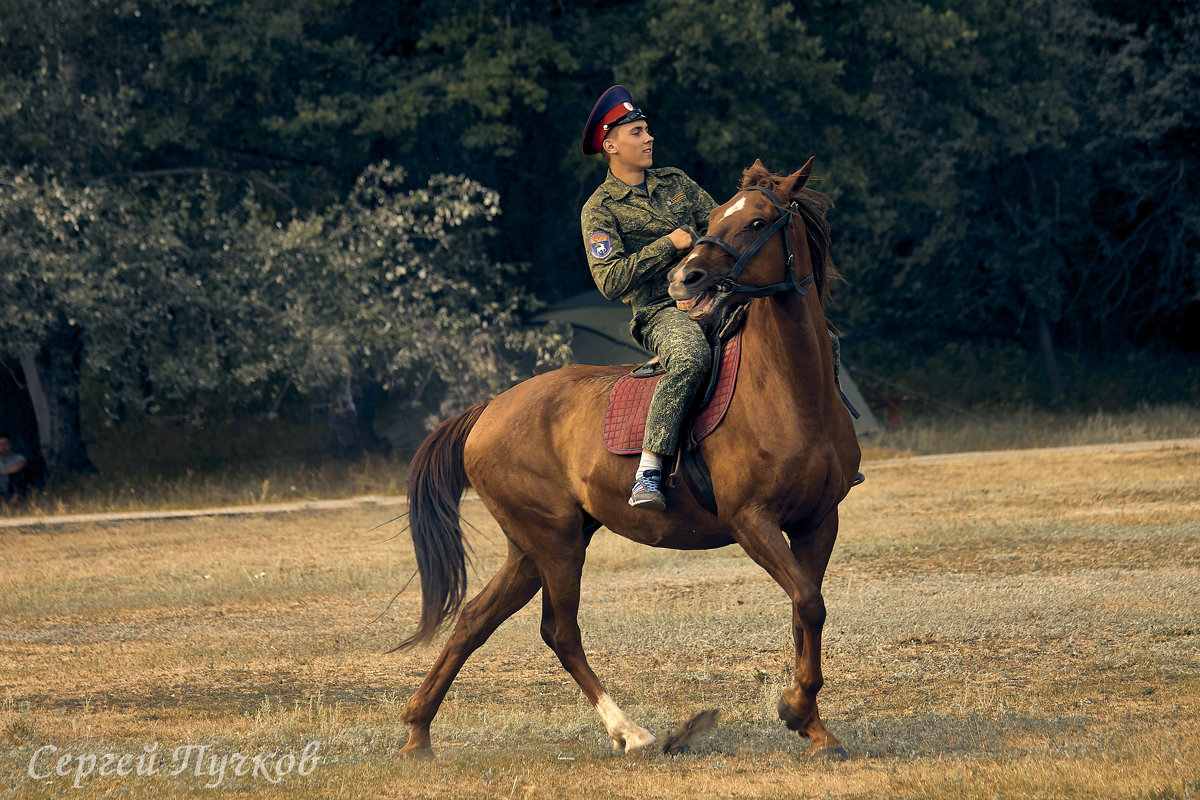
[720,196,747,221]
[595,693,657,754]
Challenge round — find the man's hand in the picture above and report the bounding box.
[668,226,697,251]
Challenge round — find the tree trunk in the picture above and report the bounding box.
[38,322,96,477]
[19,356,52,455]
[354,381,392,455]
[1036,310,1065,407]
[325,377,391,457]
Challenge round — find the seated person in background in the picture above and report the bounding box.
[0,434,28,504]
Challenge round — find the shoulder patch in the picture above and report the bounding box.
[588,231,613,259]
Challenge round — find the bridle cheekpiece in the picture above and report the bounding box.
[692,186,815,298]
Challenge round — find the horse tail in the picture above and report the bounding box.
[394,402,488,651]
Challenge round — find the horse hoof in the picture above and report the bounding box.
[807,743,849,762]
[614,728,659,757]
[663,709,720,755]
[624,737,659,757]
[398,743,435,760]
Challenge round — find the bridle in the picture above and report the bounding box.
[691,186,815,298]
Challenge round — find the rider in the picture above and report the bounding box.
[580,85,717,511]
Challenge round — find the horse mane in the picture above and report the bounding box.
[739,163,840,304]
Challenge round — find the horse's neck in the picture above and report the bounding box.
[741,293,837,414]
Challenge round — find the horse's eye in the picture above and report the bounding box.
[750,219,766,230]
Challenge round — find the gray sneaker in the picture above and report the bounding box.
[628,469,666,511]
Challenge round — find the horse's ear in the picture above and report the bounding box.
[779,157,815,199]
[740,158,769,189]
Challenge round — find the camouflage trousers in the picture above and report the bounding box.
[639,307,712,457]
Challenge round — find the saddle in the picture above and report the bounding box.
[601,330,742,456]
[599,305,863,513]
[602,308,748,514]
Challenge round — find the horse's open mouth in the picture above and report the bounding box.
[675,289,721,321]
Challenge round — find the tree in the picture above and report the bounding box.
[1061,0,1200,349]
[4,0,1197,478]
[0,169,137,472]
[0,161,568,477]
[252,162,571,445]
[895,0,1200,399]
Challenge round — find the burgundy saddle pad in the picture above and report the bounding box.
[602,330,743,455]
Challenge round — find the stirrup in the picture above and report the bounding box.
[630,357,664,378]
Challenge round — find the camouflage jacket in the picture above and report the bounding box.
[580,167,717,343]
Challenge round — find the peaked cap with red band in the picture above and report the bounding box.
[580,85,647,156]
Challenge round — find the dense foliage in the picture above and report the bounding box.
[1,0,1196,476]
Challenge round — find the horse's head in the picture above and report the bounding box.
[669,158,834,324]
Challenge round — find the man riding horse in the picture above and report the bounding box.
[392,86,864,760]
[580,85,717,511]
[580,86,860,510]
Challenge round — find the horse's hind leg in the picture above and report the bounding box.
[734,509,844,759]
[399,542,542,758]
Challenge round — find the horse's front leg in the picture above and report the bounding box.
[735,509,845,759]
[780,509,844,759]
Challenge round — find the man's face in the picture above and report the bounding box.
[604,121,654,170]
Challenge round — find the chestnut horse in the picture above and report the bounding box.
[396,159,861,759]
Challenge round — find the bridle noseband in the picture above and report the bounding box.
[691,186,815,298]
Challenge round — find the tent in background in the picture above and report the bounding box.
[532,291,881,436]
[532,290,651,366]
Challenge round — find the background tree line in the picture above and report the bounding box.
[1,0,1196,480]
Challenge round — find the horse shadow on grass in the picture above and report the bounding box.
[673,711,1100,761]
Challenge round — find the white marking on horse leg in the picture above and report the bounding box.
[720,196,747,220]
[595,693,657,754]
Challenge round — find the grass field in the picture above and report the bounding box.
[1,440,1199,798]
[7,403,1200,518]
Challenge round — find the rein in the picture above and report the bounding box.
[692,186,815,298]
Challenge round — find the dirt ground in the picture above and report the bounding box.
[1,441,1198,799]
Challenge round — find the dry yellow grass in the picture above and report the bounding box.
[1,441,1198,798]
